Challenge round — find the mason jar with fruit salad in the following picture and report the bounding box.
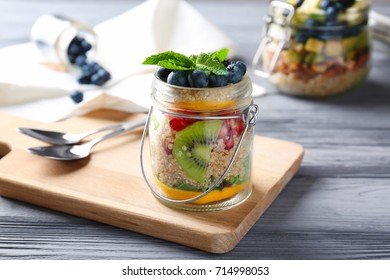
[253,0,371,98]
[140,48,258,211]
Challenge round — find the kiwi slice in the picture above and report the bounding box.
[173,120,222,183]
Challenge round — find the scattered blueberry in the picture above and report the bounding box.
[75,54,87,67]
[70,90,84,103]
[209,74,228,87]
[156,67,171,82]
[167,71,189,87]
[66,36,111,86]
[67,43,82,56]
[188,70,209,88]
[91,68,111,86]
[77,74,91,84]
[80,39,92,52]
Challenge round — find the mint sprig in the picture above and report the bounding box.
[142,48,229,75]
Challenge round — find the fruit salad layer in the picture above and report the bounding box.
[143,49,254,205]
[264,0,370,97]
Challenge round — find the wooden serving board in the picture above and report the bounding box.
[0,110,304,254]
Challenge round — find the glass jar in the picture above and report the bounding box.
[140,74,258,211]
[253,0,371,98]
[30,14,97,70]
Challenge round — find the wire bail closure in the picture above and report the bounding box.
[252,1,295,78]
[139,103,259,204]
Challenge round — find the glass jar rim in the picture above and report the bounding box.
[151,74,253,114]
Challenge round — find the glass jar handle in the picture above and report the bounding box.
[369,10,390,47]
[139,104,259,204]
[252,1,295,78]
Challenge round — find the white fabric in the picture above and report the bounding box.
[0,0,265,122]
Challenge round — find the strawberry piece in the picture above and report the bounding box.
[169,118,196,131]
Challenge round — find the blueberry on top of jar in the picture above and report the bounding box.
[143,48,247,88]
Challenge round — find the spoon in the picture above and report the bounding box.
[17,122,127,145]
[27,119,146,160]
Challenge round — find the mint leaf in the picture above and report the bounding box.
[195,53,228,75]
[142,51,195,70]
[210,48,229,62]
[157,60,194,70]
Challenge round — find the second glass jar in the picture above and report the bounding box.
[254,0,371,98]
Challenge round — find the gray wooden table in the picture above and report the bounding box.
[0,0,389,259]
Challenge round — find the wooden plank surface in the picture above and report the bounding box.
[0,111,303,254]
[0,0,390,259]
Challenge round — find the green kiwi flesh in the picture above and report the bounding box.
[172,120,222,183]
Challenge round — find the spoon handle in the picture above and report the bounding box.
[87,119,147,148]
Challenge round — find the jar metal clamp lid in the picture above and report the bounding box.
[252,1,295,78]
[139,103,259,204]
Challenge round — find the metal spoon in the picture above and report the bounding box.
[17,122,127,145]
[27,119,146,160]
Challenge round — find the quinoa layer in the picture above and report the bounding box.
[150,119,252,190]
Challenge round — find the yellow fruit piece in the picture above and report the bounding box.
[325,40,343,57]
[304,38,324,53]
[342,36,359,53]
[154,178,247,205]
[173,100,239,111]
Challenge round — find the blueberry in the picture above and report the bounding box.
[222,60,231,67]
[67,53,77,64]
[75,54,87,67]
[209,74,228,87]
[80,39,92,52]
[91,69,111,86]
[294,32,308,43]
[167,71,189,87]
[326,6,339,22]
[70,90,84,103]
[77,74,91,84]
[81,62,101,75]
[226,62,245,84]
[156,67,171,82]
[188,70,209,88]
[304,18,320,27]
[335,2,344,11]
[67,42,82,56]
[339,0,355,9]
[231,61,247,76]
[320,0,332,10]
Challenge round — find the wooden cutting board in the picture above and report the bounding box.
[0,109,304,254]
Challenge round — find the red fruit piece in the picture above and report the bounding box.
[231,118,245,137]
[169,118,196,131]
[218,118,246,151]
[162,139,173,155]
[224,134,234,150]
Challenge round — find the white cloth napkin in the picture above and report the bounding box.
[0,0,265,122]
